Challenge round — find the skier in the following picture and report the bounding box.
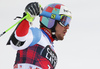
[7,2,72,69]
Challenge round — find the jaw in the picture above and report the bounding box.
[55,33,64,40]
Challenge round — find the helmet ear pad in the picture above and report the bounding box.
[40,16,58,40]
[40,16,56,29]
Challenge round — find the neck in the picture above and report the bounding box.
[41,27,54,42]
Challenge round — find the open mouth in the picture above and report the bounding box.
[63,31,67,36]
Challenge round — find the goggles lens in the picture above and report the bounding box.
[60,16,71,27]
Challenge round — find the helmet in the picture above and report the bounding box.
[39,3,72,29]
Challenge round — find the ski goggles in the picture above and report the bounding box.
[59,15,71,27]
[39,11,72,27]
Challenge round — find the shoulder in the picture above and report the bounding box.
[30,27,41,34]
[29,27,42,46]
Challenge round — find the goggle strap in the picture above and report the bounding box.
[59,22,65,27]
[40,11,61,21]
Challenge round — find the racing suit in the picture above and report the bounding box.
[10,19,57,69]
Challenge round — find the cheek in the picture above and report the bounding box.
[55,28,63,37]
[56,29,62,34]
[55,24,63,34]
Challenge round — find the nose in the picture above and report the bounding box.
[64,25,69,29]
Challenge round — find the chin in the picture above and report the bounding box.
[57,37,64,40]
[56,35,64,40]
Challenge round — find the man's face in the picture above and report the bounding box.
[55,22,69,40]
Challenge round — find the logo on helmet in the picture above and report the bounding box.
[51,14,56,19]
[64,9,71,14]
[64,9,69,12]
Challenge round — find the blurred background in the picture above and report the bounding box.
[0,0,100,69]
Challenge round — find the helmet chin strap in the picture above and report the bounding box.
[51,20,58,41]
